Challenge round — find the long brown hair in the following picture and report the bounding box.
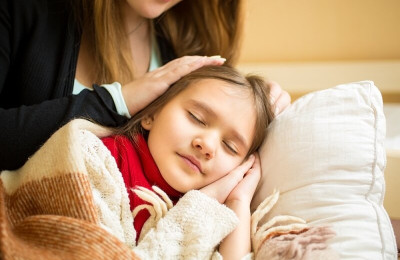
[73,0,245,85]
[115,65,274,157]
[157,0,244,66]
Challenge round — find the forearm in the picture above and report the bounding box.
[219,201,251,260]
[0,87,126,170]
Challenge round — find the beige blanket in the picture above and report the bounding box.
[0,119,337,260]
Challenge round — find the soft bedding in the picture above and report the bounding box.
[1,80,395,259]
[0,119,336,259]
[252,80,397,259]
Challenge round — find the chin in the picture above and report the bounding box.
[140,6,170,19]
[160,170,187,193]
[168,180,188,193]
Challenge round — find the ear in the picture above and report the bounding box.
[141,115,154,130]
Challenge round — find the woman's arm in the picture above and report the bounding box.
[0,0,226,171]
[0,0,126,170]
[0,87,127,170]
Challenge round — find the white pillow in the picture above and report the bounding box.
[251,81,397,259]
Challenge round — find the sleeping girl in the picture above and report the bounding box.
[101,65,274,259]
[0,65,337,259]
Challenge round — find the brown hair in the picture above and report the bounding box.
[73,0,244,85]
[157,0,244,66]
[115,65,274,157]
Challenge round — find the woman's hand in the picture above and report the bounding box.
[267,81,291,115]
[199,154,255,204]
[122,55,226,116]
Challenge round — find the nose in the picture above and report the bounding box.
[192,134,217,160]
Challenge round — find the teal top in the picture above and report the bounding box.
[73,35,162,118]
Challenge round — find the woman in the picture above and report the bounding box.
[0,0,290,170]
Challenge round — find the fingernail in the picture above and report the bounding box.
[209,55,226,62]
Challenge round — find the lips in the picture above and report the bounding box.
[178,153,203,174]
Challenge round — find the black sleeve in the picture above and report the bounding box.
[0,0,127,170]
[0,86,127,171]
[0,1,176,171]
[0,0,11,91]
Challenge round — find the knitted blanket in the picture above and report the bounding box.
[0,119,338,260]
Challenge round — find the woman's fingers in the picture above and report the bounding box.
[155,55,226,86]
[268,81,291,115]
[274,90,291,115]
[123,55,225,116]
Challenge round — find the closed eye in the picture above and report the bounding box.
[188,112,206,126]
[223,141,238,155]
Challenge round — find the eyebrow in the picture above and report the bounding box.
[188,99,249,150]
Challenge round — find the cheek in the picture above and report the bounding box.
[150,110,190,147]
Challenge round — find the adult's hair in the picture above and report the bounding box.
[73,0,244,85]
[116,65,274,157]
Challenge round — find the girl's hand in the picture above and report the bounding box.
[267,81,291,115]
[225,153,261,206]
[218,153,261,260]
[199,155,255,204]
[122,55,226,116]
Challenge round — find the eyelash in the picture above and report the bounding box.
[224,141,238,154]
[188,111,238,155]
[189,112,206,126]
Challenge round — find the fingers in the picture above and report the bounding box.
[268,81,291,116]
[169,55,226,67]
[226,153,262,203]
[155,55,226,86]
[273,91,291,116]
[123,55,226,115]
[245,153,260,177]
[230,153,256,180]
[199,154,255,204]
[241,153,262,192]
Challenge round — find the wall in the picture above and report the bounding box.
[237,0,400,101]
[239,0,400,62]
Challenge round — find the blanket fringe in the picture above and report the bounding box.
[132,186,173,242]
[251,190,338,260]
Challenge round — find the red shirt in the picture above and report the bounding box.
[102,134,182,240]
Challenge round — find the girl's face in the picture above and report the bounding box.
[125,0,182,19]
[142,79,257,193]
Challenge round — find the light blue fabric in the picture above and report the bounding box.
[102,82,131,118]
[148,33,162,72]
[72,35,162,118]
[72,79,88,95]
